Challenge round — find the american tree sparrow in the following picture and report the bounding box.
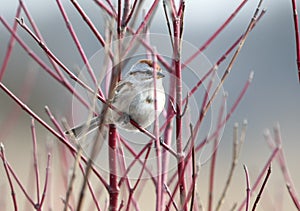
[67,59,166,138]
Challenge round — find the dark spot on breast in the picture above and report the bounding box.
[146,96,153,103]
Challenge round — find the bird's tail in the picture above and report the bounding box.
[65,116,100,138]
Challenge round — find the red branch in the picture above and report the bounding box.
[0,5,21,81]
[108,125,119,211]
[183,0,249,67]
[237,147,279,211]
[0,144,18,210]
[30,119,41,206]
[291,0,300,81]
[265,125,300,209]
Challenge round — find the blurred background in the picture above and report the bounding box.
[1,0,300,210]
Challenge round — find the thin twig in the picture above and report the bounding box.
[183,0,250,67]
[1,81,108,189]
[159,9,264,137]
[0,16,92,110]
[45,108,103,211]
[0,5,21,81]
[189,146,196,211]
[93,0,116,17]
[63,144,82,211]
[237,147,279,211]
[216,121,247,211]
[123,0,139,27]
[207,92,226,211]
[30,119,41,206]
[0,143,18,210]
[19,0,68,84]
[12,17,160,142]
[173,10,187,210]
[243,164,251,211]
[152,51,163,211]
[265,124,300,210]
[122,0,160,58]
[163,0,174,49]
[182,9,265,105]
[196,71,254,152]
[202,0,263,117]
[0,143,36,207]
[125,144,152,211]
[70,0,106,47]
[251,165,272,211]
[164,183,179,211]
[118,142,153,187]
[15,18,105,105]
[46,139,54,211]
[290,0,300,81]
[37,154,51,211]
[119,137,157,184]
[56,0,99,88]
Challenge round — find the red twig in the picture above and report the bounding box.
[152,52,163,210]
[30,119,41,206]
[0,143,35,207]
[164,183,179,211]
[46,140,54,210]
[160,10,265,137]
[0,16,91,110]
[165,70,215,210]
[105,0,117,16]
[0,5,21,81]
[93,0,116,17]
[168,0,177,19]
[0,81,109,189]
[237,147,279,211]
[291,0,300,81]
[0,143,18,210]
[118,137,157,184]
[172,5,187,209]
[182,9,265,105]
[13,18,158,139]
[183,0,249,67]
[15,18,105,104]
[56,0,99,89]
[207,93,227,211]
[243,165,251,211]
[125,144,152,211]
[160,65,176,209]
[117,0,122,35]
[265,125,300,209]
[70,0,106,47]
[37,154,51,211]
[123,0,139,27]
[91,1,173,73]
[188,69,216,153]
[182,147,199,211]
[202,0,263,119]
[123,0,160,57]
[44,107,104,211]
[196,71,254,152]
[108,125,119,211]
[19,0,68,84]
[118,142,153,188]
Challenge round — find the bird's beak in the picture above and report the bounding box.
[156,72,165,79]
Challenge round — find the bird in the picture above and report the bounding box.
[66,59,166,138]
